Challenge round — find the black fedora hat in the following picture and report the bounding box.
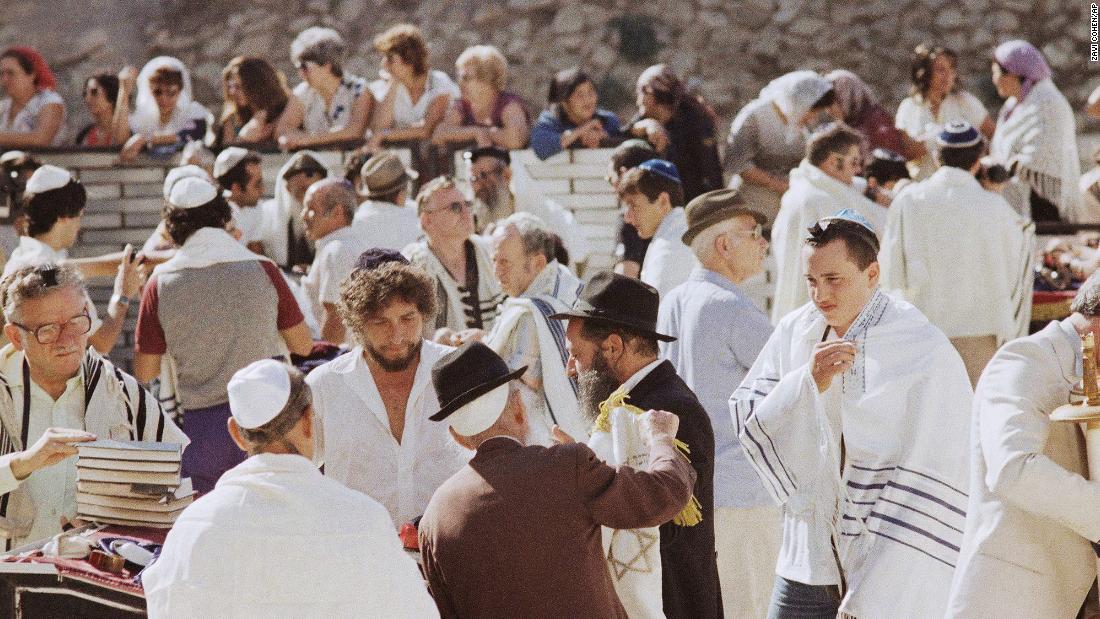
[429,342,527,429]
[549,271,676,342]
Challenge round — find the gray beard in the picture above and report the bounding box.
[473,185,514,232]
[576,352,621,424]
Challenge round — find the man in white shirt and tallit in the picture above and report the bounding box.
[305,249,468,527]
[731,211,973,619]
[142,359,437,618]
[483,213,586,445]
[0,264,185,549]
[880,121,1033,386]
[770,124,887,324]
[946,269,1100,618]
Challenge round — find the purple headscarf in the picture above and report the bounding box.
[825,69,876,124]
[994,40,1051,105]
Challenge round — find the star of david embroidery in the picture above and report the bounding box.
[607,529,658,579]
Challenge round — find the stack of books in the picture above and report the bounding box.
[75,440,194,528]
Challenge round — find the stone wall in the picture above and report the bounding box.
[6,0,1099,144]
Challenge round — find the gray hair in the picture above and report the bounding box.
[237,366,313,456]
[290,27,346,75]
[1072,270,1100,316]
[1,264,85,325]
[307,178,357,223]
[496,212,554,261]
[689,217,738,263]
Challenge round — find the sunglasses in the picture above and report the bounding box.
[296,61,314,72]
[152,87,180,98]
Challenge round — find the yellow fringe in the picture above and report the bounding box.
[593,388,702,527]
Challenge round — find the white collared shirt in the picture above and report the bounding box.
[639,208,696,299]
[306,341,470,527]
[300,225,366,337]
[620,358,664,394]
[4,236,66,277]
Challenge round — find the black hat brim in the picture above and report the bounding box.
[429,365,528,422]
[548,310,677,342]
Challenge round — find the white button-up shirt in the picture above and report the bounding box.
[352,199,422,251]
[306,341,469,528]
[639,207,696,299]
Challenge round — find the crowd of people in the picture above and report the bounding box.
[0,24,1098,619]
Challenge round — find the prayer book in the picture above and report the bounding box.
[75,440,191,527]
[75,440,183,462]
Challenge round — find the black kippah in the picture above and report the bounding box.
[37,265,58,287]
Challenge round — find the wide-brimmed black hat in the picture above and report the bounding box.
[429,342,527,424]
[549,271,676,342]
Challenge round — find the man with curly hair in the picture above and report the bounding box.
[305,249,469,527]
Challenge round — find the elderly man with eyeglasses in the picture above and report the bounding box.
[656,189,778,619]
[0,264,186,549]
[403,175,503,345]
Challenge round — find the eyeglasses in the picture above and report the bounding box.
[731,223,764,240]
[12,312,93,345]
[152,87,180,98]
[425,200,469,215]
[296,61,314,72]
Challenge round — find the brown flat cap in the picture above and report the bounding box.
[681,188,765,245]
[361,151,418,199]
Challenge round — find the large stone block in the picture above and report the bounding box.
[80,228,158,247]
[86,197,165,214]
[79,167,165,185]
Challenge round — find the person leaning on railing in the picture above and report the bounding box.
[432,44,529,151]
[209,56,304,151]
[0,46,65,149]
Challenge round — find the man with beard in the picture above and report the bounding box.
[465,146,588,266]
[555,271,721,619]
[305,249,469,527]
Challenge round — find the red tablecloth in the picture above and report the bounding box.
[1,525,166,596]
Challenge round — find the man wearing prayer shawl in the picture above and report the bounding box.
[143,360,436,618]
[731,211,973,619]
[483,213,587,444]
[0,264,186,548]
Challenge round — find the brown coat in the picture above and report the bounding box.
[418,435,696,619]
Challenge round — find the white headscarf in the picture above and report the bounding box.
[759,70,832,143]
[132,56,197,132]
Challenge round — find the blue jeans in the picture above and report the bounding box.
[767,576,841,619]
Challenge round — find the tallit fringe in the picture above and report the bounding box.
[593,387,702,527]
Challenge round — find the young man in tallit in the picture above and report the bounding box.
[731,211,973,618]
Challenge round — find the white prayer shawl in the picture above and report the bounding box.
[403,236,503,332]
[771,160,887,324]
[730,291,973,619]
[142,453,438,619]
[587,407,665,619]
[485,262,586,442]
[0,346,187,541]
[880,166,1035,342]
[991,79,1090,222]
[259,151,330,266]
[150,227,287,418]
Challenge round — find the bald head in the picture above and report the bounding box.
[304,178,357,224]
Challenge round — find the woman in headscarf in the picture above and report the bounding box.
[826,69,920,162]
[530,67,622,160]
[725,70,836,223]
[989,40,1087,222]
[0,46,65,148]
[113,56,211,161]
[895,43,994,180]
[627,63,722,203]
[76,73,120,147]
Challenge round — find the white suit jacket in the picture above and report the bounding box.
[947,319,1100,618]
[142,453,438,618]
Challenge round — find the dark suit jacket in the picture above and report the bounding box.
[628,359,721,619]
[418,435,696,619]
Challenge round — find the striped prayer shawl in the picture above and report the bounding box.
[730,291,973,618]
